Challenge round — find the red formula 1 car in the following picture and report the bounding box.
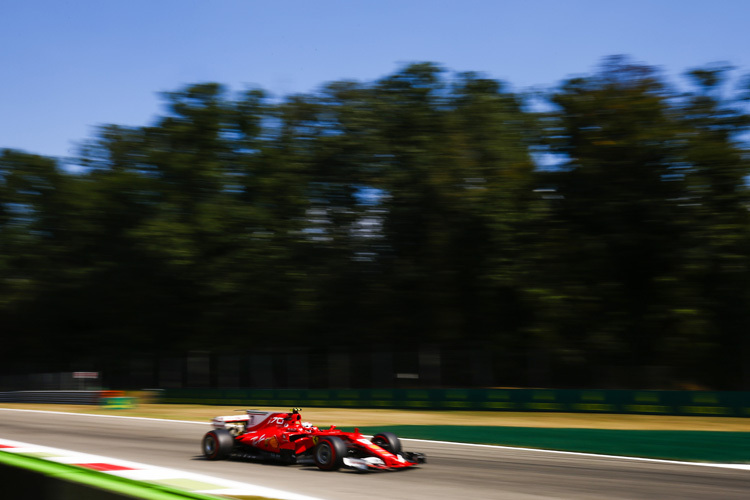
[201,408,425,471]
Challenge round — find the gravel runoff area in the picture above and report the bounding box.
[1,402,749,431]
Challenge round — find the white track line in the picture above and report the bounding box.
[1,407,748,471]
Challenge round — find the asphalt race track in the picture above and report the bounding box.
[0,409,748,499]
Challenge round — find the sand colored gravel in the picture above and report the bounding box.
[2,403,749,431]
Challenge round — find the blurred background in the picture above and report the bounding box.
[2,2,750,392]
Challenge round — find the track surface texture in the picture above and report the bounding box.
[1,409,748,500]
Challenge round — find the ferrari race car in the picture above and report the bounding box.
[201,408,425,471]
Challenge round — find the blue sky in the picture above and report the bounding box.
[2,0,749,159]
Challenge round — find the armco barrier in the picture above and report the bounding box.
[160,388,750,417]
[0,390,125,405]
[0,450,223,500]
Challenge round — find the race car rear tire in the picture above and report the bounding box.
[202,429,234,460]
[313,436,346,471]
[372,432,401,455]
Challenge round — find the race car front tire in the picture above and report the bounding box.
[371,432,402,455]
[202,429,234,460]
[313,436,346,471]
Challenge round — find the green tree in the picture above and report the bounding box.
[670,64,750,387]
[540,57,689,385]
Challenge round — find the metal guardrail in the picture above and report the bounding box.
[0,390,123,405]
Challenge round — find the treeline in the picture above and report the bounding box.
[2,56,749,389]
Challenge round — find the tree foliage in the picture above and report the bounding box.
[2,58,749,388]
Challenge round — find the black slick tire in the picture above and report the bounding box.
[313,436,347,471]
[202,429,234,460]
[371,432,402,455]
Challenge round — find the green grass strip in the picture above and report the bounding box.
[356,425,750,463]
[0,450,231,500]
